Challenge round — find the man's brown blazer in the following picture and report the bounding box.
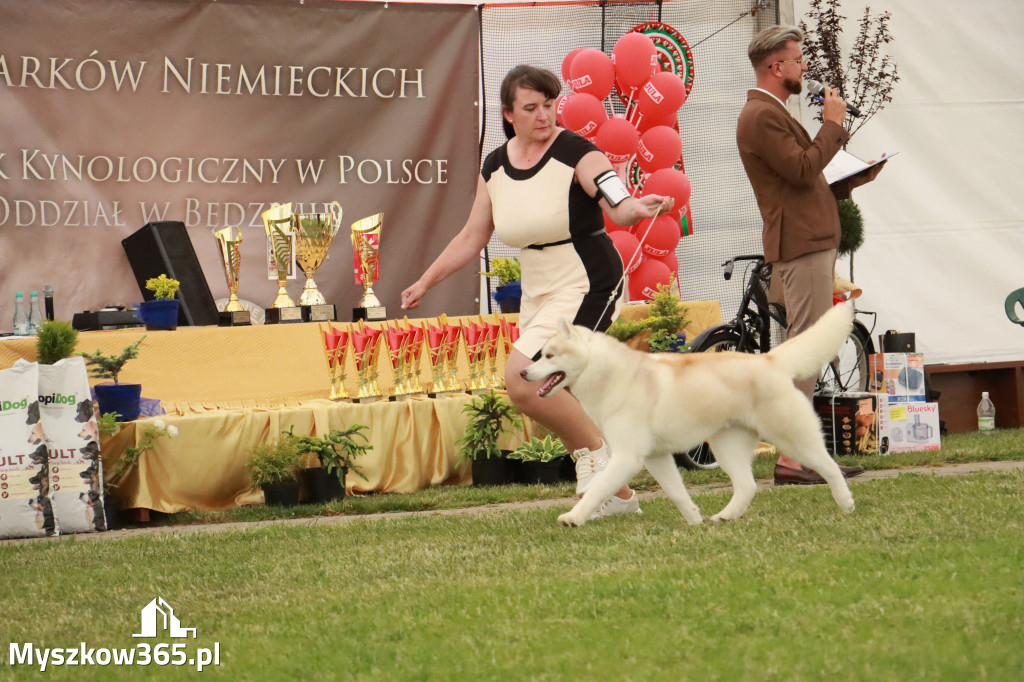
[736,89,851,263]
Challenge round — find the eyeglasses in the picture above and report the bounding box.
[774,57,806,66]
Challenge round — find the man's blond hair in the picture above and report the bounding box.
[748,25,804,69]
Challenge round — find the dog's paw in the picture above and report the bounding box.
[709,512,734,523]
[558,512,585,528]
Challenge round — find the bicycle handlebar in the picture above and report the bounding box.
[720,255,765,281]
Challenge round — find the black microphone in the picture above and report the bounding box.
[806,80,861,117]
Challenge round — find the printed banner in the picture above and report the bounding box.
[0,0,481,319]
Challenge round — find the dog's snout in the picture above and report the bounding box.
[519,369,529,379]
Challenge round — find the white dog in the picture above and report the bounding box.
[522,303,857,527]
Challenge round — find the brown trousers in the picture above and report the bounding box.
[768,248,837,400]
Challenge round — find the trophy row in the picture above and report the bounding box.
[213,202,385,326]
[319,315,521,402]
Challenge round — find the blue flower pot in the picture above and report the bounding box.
[137,299,180,331]
[493,281,522,314]
[94,383,143,421]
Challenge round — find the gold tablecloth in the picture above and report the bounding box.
[1,301,720,512]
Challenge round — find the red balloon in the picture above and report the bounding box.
[637,111,678,134]
[569,48,614,100]
[637,214,682,258]
[652,250,679,278]
[612,33,658,89]
[603,210,633,234]
[560,93,608,139]
[594,118,640,164]
[554,94,570,126]
[628,259,673,302]
[636,125,681,173]
[561,48,586,83]
[638,71,688,119]
[609,230,644,274]
[642,168,692,214]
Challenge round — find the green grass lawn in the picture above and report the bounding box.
[2,460,1022,680]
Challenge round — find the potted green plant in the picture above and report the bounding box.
[288,425,372,504]
[98,413,179,529]
[80,336,146,420]
[35,319,79,365]
[246,435,304,507]
[507,435,568,485]
[606,280,689,353]
[137,273,181,331]
[482,257,522,314]
[457,390,522,485]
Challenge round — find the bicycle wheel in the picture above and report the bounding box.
[675,442,716,470]
[817,321,873,393]
[688,325,744,353]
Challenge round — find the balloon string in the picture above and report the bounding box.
[592,203,664,333]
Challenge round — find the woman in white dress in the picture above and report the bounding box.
[402,65,672,518]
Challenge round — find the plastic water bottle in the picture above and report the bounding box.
[12,292,29,335]
[977,392,996,433]
[27,291,43,334]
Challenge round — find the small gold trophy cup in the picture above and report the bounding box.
[350,212,386,322]
[262,203,302,323]
[294,201,342,320]
[213,226,252,326]
[352,326,384,402]
[320,324,350,400]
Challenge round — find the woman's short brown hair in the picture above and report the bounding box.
[500,65,561,111]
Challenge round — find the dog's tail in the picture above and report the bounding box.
[768,302,855,380]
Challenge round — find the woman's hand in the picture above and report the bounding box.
[631,194,674,219]
[401,280,428,310]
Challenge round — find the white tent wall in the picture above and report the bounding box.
[790,0,1024,363]
[476,0,1023,364]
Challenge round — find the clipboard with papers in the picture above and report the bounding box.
[824,150,898,185]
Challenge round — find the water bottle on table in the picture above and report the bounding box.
[28,291,43,334]
[12,292,29,335]
[977,392,996,433]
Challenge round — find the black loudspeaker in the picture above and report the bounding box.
[122,221,219,327]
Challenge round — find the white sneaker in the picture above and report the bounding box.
[591,491,643,520]
[572,440,609,496]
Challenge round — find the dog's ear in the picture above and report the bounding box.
[557,317,577,340]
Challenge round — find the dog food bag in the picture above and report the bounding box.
[0,361,59,539]
[38,356,106,533]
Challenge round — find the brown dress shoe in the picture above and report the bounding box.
[773,463,866,486]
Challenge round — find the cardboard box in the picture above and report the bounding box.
[814,392,881,456]
[878,397,941,453]
[868,353,926,402]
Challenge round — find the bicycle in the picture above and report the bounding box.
[675,254,876,470]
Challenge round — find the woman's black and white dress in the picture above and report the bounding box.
[481,130,624,359]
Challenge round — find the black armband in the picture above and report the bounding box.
[594,170,630,208]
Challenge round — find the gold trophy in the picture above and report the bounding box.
[262,203,302,323]
[426,322,448,396]
[293,201,342,321]
[350,212,386,322]
[484,319,503,388]
[384,325,411,399]
[213,226,252,326]
[319,324,350,400]
[353,325,384,402]
[404,320,426,395]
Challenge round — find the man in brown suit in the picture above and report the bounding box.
[737,25,883,485]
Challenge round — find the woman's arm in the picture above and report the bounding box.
[575,150,674,225]
[401,174,495,310]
